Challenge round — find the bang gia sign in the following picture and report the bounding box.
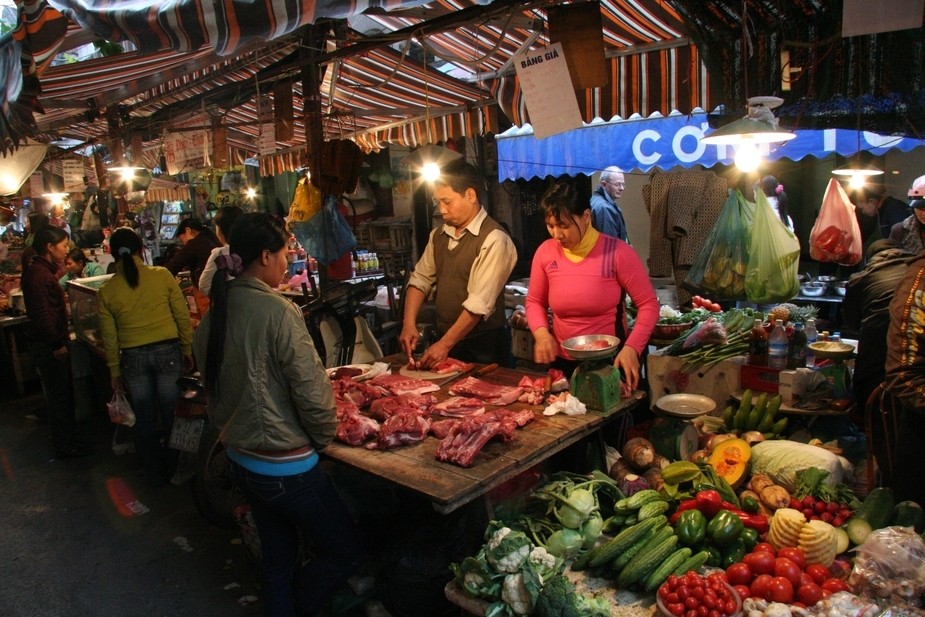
[495,110,925,180]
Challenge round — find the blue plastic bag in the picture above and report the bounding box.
[290,195,357,265]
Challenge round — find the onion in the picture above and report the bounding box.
[741,431,766,445]
[706,433,734,452]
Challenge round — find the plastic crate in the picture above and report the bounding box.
[740,364,782,394]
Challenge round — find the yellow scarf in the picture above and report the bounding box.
[563,226,600,263]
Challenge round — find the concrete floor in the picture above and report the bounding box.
[0,386,266,617]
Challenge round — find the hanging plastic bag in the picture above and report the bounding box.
[745,190,802,303]
[683,189,754,300]
[808,178,863,265]
[107,390,136,427]
[287,177,322,227]
[290,195,357,265]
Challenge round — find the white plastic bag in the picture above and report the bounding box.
[107,391,136,427]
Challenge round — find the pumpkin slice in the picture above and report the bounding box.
[707,438,751,488]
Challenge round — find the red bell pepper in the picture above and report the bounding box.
[723,508,770,534]
[695,490,724,518]
[670,498,700,524]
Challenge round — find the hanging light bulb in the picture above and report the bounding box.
[733,139,762,172]
[421,161,442,183]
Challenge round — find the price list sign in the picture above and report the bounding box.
[512,43,582,140]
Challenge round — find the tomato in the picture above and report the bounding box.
[766,576,794,603]
[668,602,685,616]
[752,542,776,555]
[805,564,830,585]
[725,563,753,586]
[799,572,814,588]
[773,557,802,588]
[743,551,776,576]
[685,596,700,610]
[777,547,807,570]
[797,583,824,605]
[733,584,751,600]
[709,302,723,313]
[749,574,773,599]
[692,295,703,307]
[821,578,850,593]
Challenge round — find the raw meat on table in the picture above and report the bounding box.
[335,411,380,446]
[448,376,523,405]
[573,339,613,351]
[429,357,475,374]
[431,396,486,418]
[367,373,442,397]
[432,408,535,466]
[368,393,437,421]
[332,378,384,408]
[366,413,431,450]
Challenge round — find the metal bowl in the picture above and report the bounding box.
[561,334,621,360]
[834,281,848,297]
[808,341,855,360]
[801,282,828,297]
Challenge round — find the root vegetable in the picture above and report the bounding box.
[748,473,776,494]
[741,430,766,445]
[649,454,671,470]
[707,433,734,452]
[608,457,635,481]
[621,437,656,469]
[690,449,709,463]
[760,484,791,510]
[643,467,665,492]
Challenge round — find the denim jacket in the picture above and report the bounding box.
[193,276,336,454]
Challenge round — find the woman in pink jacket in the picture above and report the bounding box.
[525,180,659,390]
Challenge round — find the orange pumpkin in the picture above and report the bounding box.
[707,438,751,488]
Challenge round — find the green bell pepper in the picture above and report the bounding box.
[720,538,747,568]
[707,509,745,547]
[675,509,707,547]
[740,495,761,514]
[703,543,723,568]
[740,527,760,550]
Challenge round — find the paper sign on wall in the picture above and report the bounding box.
[62,159,85,192]
[164,130,211,174]
[512,42,583,140]
[28,171,45,198]
[843,0,923,36]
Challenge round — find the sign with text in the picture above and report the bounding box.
[512,43,582,140]
[164,130,211,174]
[62,159,85,192]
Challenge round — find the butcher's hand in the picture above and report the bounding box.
[532,329,558,365]
[615,347,640,391]
[417,339,450,370]
[398,323,420,366]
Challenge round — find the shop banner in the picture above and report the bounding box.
[495,110,925,181]
[164,130,211,175]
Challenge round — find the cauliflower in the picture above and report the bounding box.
[501,572,534,616]
[528,546,563,583]
[660,304,682,319]
[486,527,532,573]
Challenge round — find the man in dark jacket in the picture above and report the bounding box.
[883,249,925,501]
[843,239,913,408]
[164,218,221,286]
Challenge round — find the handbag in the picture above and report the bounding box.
[107,390,137,427]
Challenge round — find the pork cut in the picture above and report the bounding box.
[436,417,513,467]
[368,393,437,421]
[335,411,381,446]
[448,376,523,405]
[430,357,475,375]
[367,373,442,397]
[366,413,431,450]
[332,377,384,408]
[431,396,486,418]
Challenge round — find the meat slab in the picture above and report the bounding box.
[368,393,437,421]
[432,408,535,467]
[366,413,431,450]
[430,396,486,418]
[367,373,441,397]
[448,376,523,405]
[335,411,381,446]
[430,357,475,374]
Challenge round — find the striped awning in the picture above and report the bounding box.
[2,0,714,169]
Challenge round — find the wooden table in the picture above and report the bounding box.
[323,360,645,514]
[0,315,30,395]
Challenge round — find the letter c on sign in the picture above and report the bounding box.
[633,130,661,167]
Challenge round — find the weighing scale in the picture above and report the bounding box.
[808,341,855,398]
[564,335,623,414]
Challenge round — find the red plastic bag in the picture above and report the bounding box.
[809,179,863,265]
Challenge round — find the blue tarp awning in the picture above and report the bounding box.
[495,109,925,181]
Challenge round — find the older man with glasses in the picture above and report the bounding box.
[590,165,629,242]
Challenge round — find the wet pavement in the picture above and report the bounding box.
[0,387,265,617]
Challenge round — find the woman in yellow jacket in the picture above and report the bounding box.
[98,228,193,486]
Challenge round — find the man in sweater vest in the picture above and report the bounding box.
[400,159,517,368]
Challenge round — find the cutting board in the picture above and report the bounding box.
[398,366,461,381]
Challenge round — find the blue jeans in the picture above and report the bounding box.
[231,462,362,617]
[120,341,182,483]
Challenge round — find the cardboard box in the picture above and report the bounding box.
[647,350,744,405]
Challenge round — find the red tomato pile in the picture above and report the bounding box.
[788,496,853,527]
[725,544,850,607]
[691,296,723,313]
[657,571,739,617]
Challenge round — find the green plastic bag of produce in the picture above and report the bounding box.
[683,189,753,300]
[745,189,801,303]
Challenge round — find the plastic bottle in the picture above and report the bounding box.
[768,319,788,369]
[748,318,769,366]
[831,332,842,343]
[804,318,818,367]
[788,322,807,369]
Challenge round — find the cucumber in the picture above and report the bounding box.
[638,500,670,521]
[892,501,925,532]
[618,533,679,588]
[587,515,667,568]
[617,489,661,511]
[672,550,711,577]
[644,547,693,592]
[845,517,873,546]
[610,525,664,571]
[855,487,895,530]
